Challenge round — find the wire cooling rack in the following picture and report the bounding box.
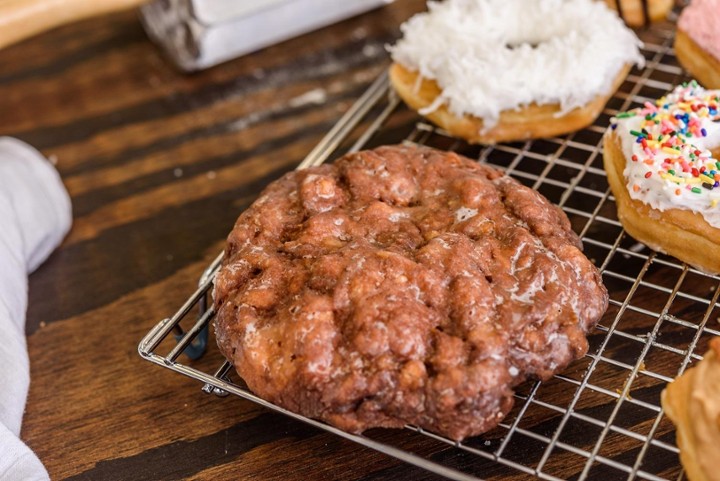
[139,18,720,481]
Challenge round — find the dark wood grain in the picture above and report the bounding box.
[7,2,438,479]
[3,3,701,480]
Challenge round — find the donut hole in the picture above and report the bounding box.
[504,42,542,51]
[502,21,575,52]
[503,33,550,51]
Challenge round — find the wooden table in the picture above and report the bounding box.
[3,2,696,480]
[2,1,455,479]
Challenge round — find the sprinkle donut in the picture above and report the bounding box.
[605,82,720,273]
[388,0,643,144]
[675,0,720,89]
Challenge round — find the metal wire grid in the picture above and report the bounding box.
[139,19,720,481]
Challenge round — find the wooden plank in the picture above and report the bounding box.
[6,0,692,479]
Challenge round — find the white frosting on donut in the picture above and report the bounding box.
[389,0,643,129]
[612,83,720,227]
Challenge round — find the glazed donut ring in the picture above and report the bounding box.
[604,0,673,27]
[662,338,720,481]
[604,84,720,273]
[676,0,720,90]
[389,0,643,144]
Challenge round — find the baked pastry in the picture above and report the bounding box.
[604,82,720,273]
[676,0,720,89]
[213,145,608,441]
[388,0,642,144]
[604,0,673,27]
[662,338,720,481]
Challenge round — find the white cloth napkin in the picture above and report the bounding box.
[0,137,71,481]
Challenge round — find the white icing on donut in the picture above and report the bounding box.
[389,0,643,129]
[611,83,720,227]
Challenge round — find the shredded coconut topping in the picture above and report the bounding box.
[389,0,643,128]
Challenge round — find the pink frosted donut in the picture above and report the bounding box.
[676,0,720,89]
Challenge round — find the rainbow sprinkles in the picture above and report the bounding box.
[611,82,720,227]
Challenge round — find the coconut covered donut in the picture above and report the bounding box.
[389,0,643,144]
[676,0,720,90]
[604,82,720,273]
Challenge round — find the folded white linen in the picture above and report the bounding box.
[0,137,71,481]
